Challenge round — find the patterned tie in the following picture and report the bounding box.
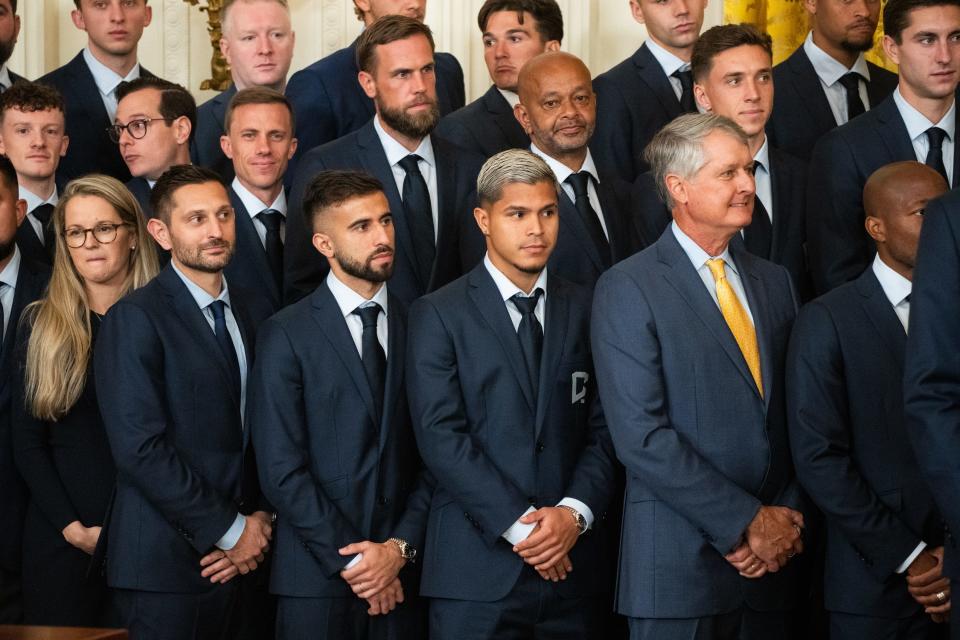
[706,259,763,397]
[925,127,949,185]
[837,72,866,121]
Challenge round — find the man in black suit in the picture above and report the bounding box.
[192,0,295,182]
[407,149,617,639]
[768,0,898,161]
[515,51,633,289]
[434,0,561,158]
[221,87,296,315]
[591,0,706,183]
[285,0,464,177]
[808,0,960,294]
[114,77,196,220]
[286,16,484,306]
[251,170,430,640]
[790,161,950,640]
[95,165,273,640]
[38,0,158,183]
[0,155,50,623]
[0,1,25,89]
[0,82,68,267]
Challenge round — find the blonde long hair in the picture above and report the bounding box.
[23,175,159,421]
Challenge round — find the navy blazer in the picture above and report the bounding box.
[285,40,465,179]
[38,52,158,183]
[591,228,803,618]
[591,43,685,184]
[7,70,26,86]
[0,256,50,574]
[285,121,485,305]
[15,219,50,267]
[126,177,153,219]
[191,84,237,182]
[768,46,898,162]
[788,267,942,618]
[807,93,960,294]
[434,85,528,158]
[250,282,430,597]
[223,186,283,314]
[406,264,617,602]
[94,265,271,593]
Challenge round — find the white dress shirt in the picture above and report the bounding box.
[753,137,773,223]
[82,47,141,123]
[231,177,287,247]
[373,115,439,238]
[498,88,520,109]
[645,38,690,101]
[803,31,873,126]
[482,255,595,544]
[0,246,21,339]
[20,185,58,246]
[326,270,389,358]
[893,87,956,187]
[0,65,13,91]
[530,144,610,238]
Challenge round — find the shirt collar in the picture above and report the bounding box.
[802,31,872,86]
[373,114,436,168]
[325,269,389,320]
[0,65,12,90]
[645,38,690,77]
[231,177,287,220]
[529,143,599,185]
[671,221,739,276]
[753,136,770,174]
[893,86,956,143]
[171,262,230,309]
[871,253,912,307]
[20,185,58,214]
[0,245,22,291]
[483,253,548,302]
[497,88,520,109]
[82,47,141,97]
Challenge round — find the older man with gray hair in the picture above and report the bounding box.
[591,113,806,640]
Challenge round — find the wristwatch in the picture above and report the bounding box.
[389,537,417,562]
[559,505,588,536]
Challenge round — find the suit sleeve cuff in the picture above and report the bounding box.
[214,513,246,551]
[501,506,536,545]
[896,541,927,574]
[345,553,363,570]
[557,497,594,529]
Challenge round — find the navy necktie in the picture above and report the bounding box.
[354,303,386,419]
[511,289,544,396]
[209,300,241,397]
[743,161,773,259]
[672,69,696,113]
[565,172,612,268]
[837,72,866,120]
[926,127,949,185]
[257,209,284,293]
[397,154,436,287]
[32,203,55,255]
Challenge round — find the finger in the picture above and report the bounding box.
[366,598,383,616]
[562,556,573,573]
[524,546,565,567]
[926,602,951,614]
[907,570,948,588]
[201,557,234,579]
[535,551,570,573]
[199,550,225,567]
[211,565,239,584]
[788,510,804,527]
[255,553,265,564]
[339,542,369,556]
[910,578,951,596]
[341,565,372,583]
[513,530,550,553]
[519,509,546,525]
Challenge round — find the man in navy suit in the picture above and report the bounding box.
[114,77,196,220]
[96,165,274,640]
[434,0,561,158]
[0,1,25,89]
[790,161,950,640]
[38,0,159,184]
[591,0,706,184]
[220,87,296,315]
[285,0,464,177]
[807,0,960,294]
[285,16,484,306]
[192,0,295,182]
[592,114,805,639]
[0,155,50,623]
[0,83,68,267]
[251,169,430,640]
[768,0,898,161]
[514,51,634,289]
[407,149,618,639]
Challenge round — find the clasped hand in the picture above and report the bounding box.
[906,546,950,623]
[199,510,273,584]
[339,540,407,616]
[514,507,580,583]
[726,506,804,579]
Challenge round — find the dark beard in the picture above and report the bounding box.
[173,240,234,273]
[337,247,394,283]
[0,38,14,69]
[840,35,875,53]
[379,99,440,140]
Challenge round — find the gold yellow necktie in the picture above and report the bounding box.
[706,258,763,397]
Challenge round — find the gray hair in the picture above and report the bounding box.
[643,113,749,209]
[477,149,559,207]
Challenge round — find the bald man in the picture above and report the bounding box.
[514,51,636,289]
[788,162,950,640]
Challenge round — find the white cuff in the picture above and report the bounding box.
[557,497,595,530]
[502,506,536,545]
[896,541,927,574]
[214,513,246,551]
[345,552,363,569]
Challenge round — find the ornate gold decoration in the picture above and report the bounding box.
[182,0,232,91]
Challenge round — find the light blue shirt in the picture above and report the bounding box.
[373,115,439,238]
[0,65,12,91]
[893,86,956,187]
[170,263,248,551]
[82,47,141,123]
[753,138,772,222]
[872,254,912,334]
[19,186,58,246]
[645,37,690,101]
[325,270,389,358]
[802,31,872,126]
[0,246,20,339]
[231,177,287,247]
[530,144,609,238]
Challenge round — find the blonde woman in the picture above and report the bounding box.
[12,175,158,626]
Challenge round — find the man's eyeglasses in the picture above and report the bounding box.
[106,117,173,143]
[64,222,131,248]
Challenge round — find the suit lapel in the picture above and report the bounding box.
[380,298,404,454]
[214,85,237,133]
[558,189,604,272]
[768,152,789,263]
[15,223,47,262]
[534,279,568,438]
[596,176,625,260]
[634,44,683,119]
[731,245,773,406]
[432,137,455,291]
[68,53,111,131]
[0,258,44,374]
[483,86,528,149]
[230,188,281,305]
[788,49,838,132]
[865,65,891,108]
[857,269,907,372]
[872,97,918,161]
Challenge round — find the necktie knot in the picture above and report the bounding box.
[672,68,693,89]
[927,126,948,149]
[209,299,227,323]
[706,258,728,283]
[510,289,543,317]
[354,302,382,330]
[672,68,696,112]
[32,203,53,225]
[398,154,424,176]
[564,172,592,198]
[257,209,283,233]
[838,72,863,93]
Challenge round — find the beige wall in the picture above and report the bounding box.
[11,0,723,104]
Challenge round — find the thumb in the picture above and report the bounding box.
[339,541,368,556]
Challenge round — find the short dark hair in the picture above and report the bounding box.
[116,77,198,143]
[884,0,960,41]
[302,170,385,231]
[477,0,564,44]
[691,24,773,83]
[0,153,18,194]
[224,86,296,134]
[0,81,65,123]
[150,164,224,224]
[355,15,435,74]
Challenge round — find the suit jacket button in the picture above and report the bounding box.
[378,496,389,506]
[528,497,536,505]
[536,441,545,453]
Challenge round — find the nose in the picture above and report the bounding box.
[257,34,273,55]
[494,38,509,59]
[674,0,690,17]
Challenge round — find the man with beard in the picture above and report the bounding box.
[250,169,431,640]
[285,15,484,306]
[0,1,25,89]
[807,0,960,294]
[768,0,898,161]
[407,150,617,639]
[95,164,274,639]
[285,0,464,177]
[515,51,635,289]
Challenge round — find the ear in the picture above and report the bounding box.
[12,14,19,43]
[864,215,886,244]
[358,70,377,100]
[665,173,690,207]
[514,103,532,134]
[220,134,234,160]
[59,134,70,158]
[174,117,192,146]
[311,231,335,258]
[14,198,25,227]
[544,40,561,53]
[473,206,491,236]
[71,8,85,31]
[142,4,153,28]
[882,34,900,65]
[220,37,232,66]
[694,83,712,112]
[803,0,817,15]
[629,0,646,25]
[147,217,172,251]
[287,137,298,160]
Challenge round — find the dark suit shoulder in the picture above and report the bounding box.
[435,51,463,76]
[593,50,638,87]
[291,45,356,81]
[866,62,898,89]
[37,52,85,87]
[770,146,807,173]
